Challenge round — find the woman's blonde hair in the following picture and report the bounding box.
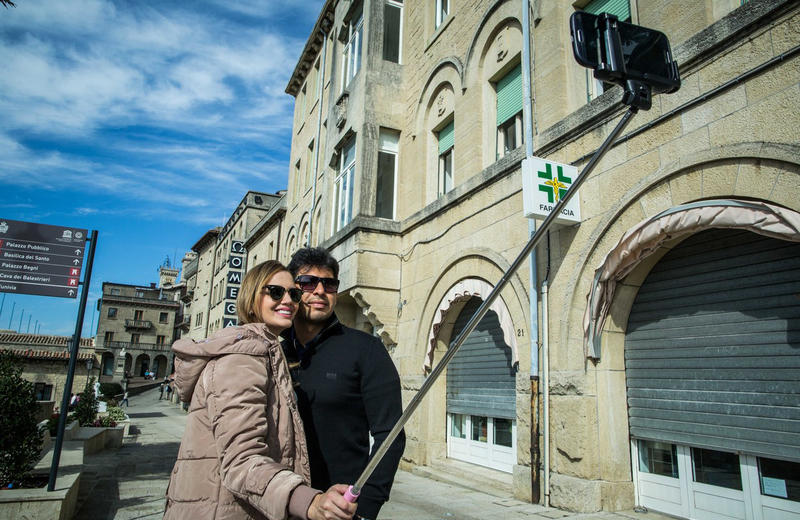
[237,260,289,324]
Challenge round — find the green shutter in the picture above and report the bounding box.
[438,120,454,155]
[496,63,522,126]
[584,0,631,20]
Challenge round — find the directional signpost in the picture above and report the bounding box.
[0,219,88,298]
[0,218,98,493]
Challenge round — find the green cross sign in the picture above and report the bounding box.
[537,163,573,203]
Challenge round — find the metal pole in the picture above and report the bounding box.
[0,293,5,321]
[18,308,24,331]
[27,315,31,333]
[48,229,98,492]
[347,106,640,498]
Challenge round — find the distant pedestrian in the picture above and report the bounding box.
[165,381,173,400]
[159,382,165,400]
[120,391,129,407]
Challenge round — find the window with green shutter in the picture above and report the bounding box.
[438,120,454,155]
[438,120,454,196]
[496,64,522,126]
[583,0,630,21]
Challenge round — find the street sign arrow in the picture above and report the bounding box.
[72,259,80,265]
[68,289,75,296]
[74,249,82,255]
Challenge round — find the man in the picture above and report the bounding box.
[285,247,405,520]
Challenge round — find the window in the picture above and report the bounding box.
[692,447,742,490]
[437,120,454,196]
[293,159,301,202]
[33,383,53,401]
[638,440,679,478]
[104,331,114,344]
[496,63,523,159]
[759,457,800,502]
[377,128,399,219]
[305,140,315,191]
[195,312,203,327]
[342,5,363,89]
[383,0,403,63]
[131,333,141,344]
[334,136,356,231]
[435,0,449,28]
[110,288,120,295]
[582,0,631,101]
[135,290,144,298]
[159,312,168,323]
[156,335,166,346]
[134,309,143,321]
[107,307,118,318]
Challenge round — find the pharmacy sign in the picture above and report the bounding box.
[521,156,581,225]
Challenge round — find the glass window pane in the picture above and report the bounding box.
[451,414,466,439]
[759,457,800,502]
[638,440,679,478]
[383,3,401,63]
[376,151,395,219]
[471,415,487,443]
[494,418,512,447]
[692,447,742,490]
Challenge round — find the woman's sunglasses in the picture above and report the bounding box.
[294,275,340,294]
[262,285,303,303]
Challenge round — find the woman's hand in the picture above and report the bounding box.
[307,484,358,520]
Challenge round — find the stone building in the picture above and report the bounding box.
[95,267,182,381]
[0,331,96,400]
[259,0,800,518]
[177,0,799,517]
[205,191,282,334]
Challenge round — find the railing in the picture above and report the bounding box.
[102,341,170,352]
[125,319,153,329]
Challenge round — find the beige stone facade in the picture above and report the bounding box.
[0,332,97,400]
[180,0,800,515]
[95,278,181,381]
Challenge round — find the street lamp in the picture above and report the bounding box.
[85,358,94,387]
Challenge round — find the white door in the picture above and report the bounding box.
[633,440,800,520]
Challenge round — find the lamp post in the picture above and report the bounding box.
[85,357,94,387]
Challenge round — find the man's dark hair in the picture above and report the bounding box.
[287,247,339,278]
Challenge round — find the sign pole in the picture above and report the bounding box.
[47,229,98,492]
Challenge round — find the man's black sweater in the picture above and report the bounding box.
[283,315,405,519]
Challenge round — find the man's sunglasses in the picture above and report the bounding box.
[294,275,340,294]
[262,285,303,303]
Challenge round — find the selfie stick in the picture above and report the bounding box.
[344,87,648,503]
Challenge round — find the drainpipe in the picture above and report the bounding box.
[521,0,541,504]
[308,30,329,246]
[541,279,550,507]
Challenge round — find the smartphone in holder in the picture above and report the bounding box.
[570,11,680,94]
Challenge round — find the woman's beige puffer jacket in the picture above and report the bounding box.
[164,323,318,520]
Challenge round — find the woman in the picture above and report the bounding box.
[164,260,356,520]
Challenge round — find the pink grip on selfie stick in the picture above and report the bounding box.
[344,486,359,503]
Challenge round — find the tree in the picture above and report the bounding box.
[0,350,43,487]
[73,376,100,426]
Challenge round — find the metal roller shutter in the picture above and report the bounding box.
[625,229,800,461]
[446,298,516,419]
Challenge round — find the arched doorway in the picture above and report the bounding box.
[101,352,114,376]
[135,354,151,377]
[626,229,800,519]
[445,297,517,473]
[153,354,168,379]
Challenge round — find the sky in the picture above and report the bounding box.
[0,0,324,337]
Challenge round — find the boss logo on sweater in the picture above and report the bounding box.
[326,372,337,380]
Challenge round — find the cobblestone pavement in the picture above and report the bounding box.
[71,387,672,520]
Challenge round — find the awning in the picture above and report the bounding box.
[426,278,518,372]
[583,199,800,359]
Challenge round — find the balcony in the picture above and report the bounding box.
[125,319,153,330]
[103,341,170,352]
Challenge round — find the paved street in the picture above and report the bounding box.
[72,387,672,520]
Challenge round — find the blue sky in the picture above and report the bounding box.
[0,0,323,336]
